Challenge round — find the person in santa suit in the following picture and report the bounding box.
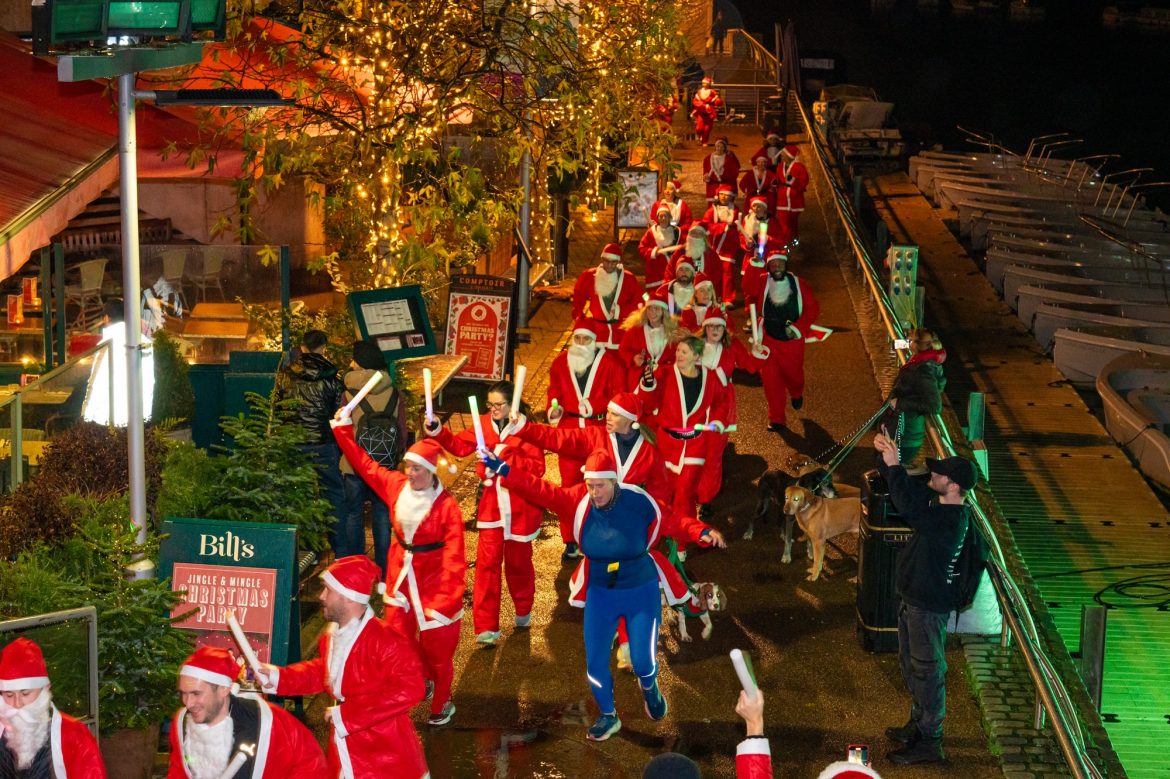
[750,132,785,172]
[638,206,683,293]
[262,556,429,777]
[695,310,759,517]
[328,426,467,726]
[664,224,722,301]
[475,448,714,742]
[748,252,820,431]
[618,297,678,391]
[654,257,708,318]
[169,647,328,779]
[690,76,722,146]
[423,380,544,647]
[740,200,790,307]
[739,155,778,215]
[651,179,694,233]
[0,638,105,779]
[547,320,627,559]
[637,334,733,522]
[677,277,720,334]
[699,184,742,308]
[776,144,810,246]
[571,243,644,351]
[702,137,740,203]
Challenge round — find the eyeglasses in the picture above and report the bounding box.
[486,401,509,410]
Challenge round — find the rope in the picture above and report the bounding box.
[806,400,892,492]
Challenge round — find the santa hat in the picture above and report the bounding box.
[766,132,782,142]
[179,646,240,689]
[674,256,696,273]
[748,196,769,210]
[667,179,682,191]
[655,204,672,218]
[766,250,789,265]
[403,438,457,476]
[600,243,622,262]
[716,184,734,197]
[0,638,49,691]
[702,309,728,328]
[701,76,712,84]
[322,554,386,603]
[581,449,619,480]
[607,392,642,429]
[687,224,707,237]
[816,762,883,779]
[714,136,729,147]
[782,144,800,158]
[645,293,670,311]
[754,154,770,164]
[571,319,602,341]
[694,277,715,295]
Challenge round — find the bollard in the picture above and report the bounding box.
[1079,605,1107,711]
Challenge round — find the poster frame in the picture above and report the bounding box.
[614,168,660,231]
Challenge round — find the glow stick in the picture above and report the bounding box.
[730,648,759,702]
[423,367,434,423]
[469,395,487,450]
[749,303,760,344]
[226,610,269,687]
[342,372,382,416]
[757,222,768,258]
[217,751,249,779]
[694,423,737,432]
[511,366,527,415]
[550,398,559,412]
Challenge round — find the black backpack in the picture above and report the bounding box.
[354,388,403,468]
[948,515,991,613]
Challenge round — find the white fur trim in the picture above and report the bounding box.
[0,676,48,691]
[817,761,883,778]
[583,469,618,479]
[403,451,437,474]
[179,665,233,688]
[736,738,772,757]
[571,327,597,340]
[607,399,638,422]
[50,708,66,779]
[601,250,622,261]
[329,417,353,428]
[321,571,372,604]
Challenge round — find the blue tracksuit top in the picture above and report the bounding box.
[579,487,657,589]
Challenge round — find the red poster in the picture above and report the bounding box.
[171,563,278,663]
[22,278,39,307]
[7,295,23,327]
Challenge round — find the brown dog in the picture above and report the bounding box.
[782,485,862,581]
[666,582,728,642]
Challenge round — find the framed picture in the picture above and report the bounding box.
[615,169,659,230]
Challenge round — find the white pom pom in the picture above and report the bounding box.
[632,421,640,429]
[484,478,494,487]
[447,463,458,474]
[376,582,386,594]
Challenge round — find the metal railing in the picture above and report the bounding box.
[793,90,1109,779]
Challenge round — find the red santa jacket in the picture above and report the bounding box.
[750,145,783,171]
[618,322,677,390]
[547,348,625,426]
[571,266,643,348]
[736,739,774,779]
[691,88,722,120]
[274,609,428,779]
[651,197,694,233]
[700,203,742,259]
[702,151,741,199]
[701,339,759,413]
[664,248,720,285]
[431,418,545,541]
[678,301,722,334]
[333,422,466,630]
[739,169,778,214]
[637,363,732,474]
[777,157,809,212]
[739,214,790,269]
[653,276,710,318]
[638,224,681,288]
[43,708,106,779]
[755,273,820,343]
[168,697,329,779]
[499,472,708,606]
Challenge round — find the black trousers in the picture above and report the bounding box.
[897,601,949,739]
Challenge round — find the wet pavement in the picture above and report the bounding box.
[284,118,1004,778]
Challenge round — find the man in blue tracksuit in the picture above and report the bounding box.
[480,447,714,741]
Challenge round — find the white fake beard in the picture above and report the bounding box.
[714,204,734,223]
[567,343,597,377]
[652,224,675,247]
[0,688,52,770]
[767,276,792,306]
[701,344,721,370]
[184,714,234,779]
[686,237,707,262]
[395,484,439,545]
[709,154,725,176]
[672,283,694,310]
[594,268,618,299]
[744,214,764,239]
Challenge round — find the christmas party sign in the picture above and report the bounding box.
[445,274,515,381]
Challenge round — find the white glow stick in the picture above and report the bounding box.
[469,395,487,450]
[730,648,759,702]
[226,610,269,687]
[342,372,382,416]
[216,750,250,779]
[511,366,527,415]
[757,222,768,258]
[423,367,434,423]
[749,303,760,344]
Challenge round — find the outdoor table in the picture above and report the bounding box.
[396,353,467,404]
[189,302,247,320]
[0,439,50,466]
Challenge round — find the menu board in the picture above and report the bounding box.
[348,286,437,362]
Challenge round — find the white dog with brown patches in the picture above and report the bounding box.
[666,582,728,642]
[783,485,862,581]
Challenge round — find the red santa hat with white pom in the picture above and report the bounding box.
[782,144,800,158]
[403,438,458,476]
[0,637,50,691]
[607,392,642,430]
[600,243,623,263]
[571,318,603,342]
[816,762,883,779]
[702,309,728,329]
[179,646,241,689]
[581,448,619,480]
[322,554,386,602]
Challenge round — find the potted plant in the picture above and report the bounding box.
[152,329,196,438]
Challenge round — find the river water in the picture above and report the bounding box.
[738,0,1170,207]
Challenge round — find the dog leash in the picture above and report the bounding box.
[807,400,892,492]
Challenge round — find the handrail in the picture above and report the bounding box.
[790,92,1109,779]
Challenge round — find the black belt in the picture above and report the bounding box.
[665,428,702,441]
[565,410,606,421]
[394,530,445,554]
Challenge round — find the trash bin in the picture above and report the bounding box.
[856,468,915,653]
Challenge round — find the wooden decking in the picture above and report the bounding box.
[868,172,1170,779]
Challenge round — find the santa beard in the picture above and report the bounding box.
[183,714,234,779]
[567,343,598,377]
[767,275,793,306]
[685,238,707,263]
[395,483,440,544]
[593,267,618,300]
[743,214,765,240]
[0,688,52,770]
[713,204,735,223]
[701,343,721,370]
[672,283,695,310]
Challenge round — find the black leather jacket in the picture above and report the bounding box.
[279,351,344,443]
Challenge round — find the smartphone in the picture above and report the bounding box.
[893,338,911,350]
[847,744,870,766]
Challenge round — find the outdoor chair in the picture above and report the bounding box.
[63,258,107,328]
[159,248,190,312]
[186,249,226,302]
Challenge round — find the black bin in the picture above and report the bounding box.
[857,469,914,653]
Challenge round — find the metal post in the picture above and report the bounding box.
[280,245,291,355]
[10,395,22,489]
[1034,696,1046,731]
[517,147,532,328]
[39,248,52,369]
[775,22,785,137]
[118,72,149,554]
[1079,605,1107,711]
[53,243,66,367]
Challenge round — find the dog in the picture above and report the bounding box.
[782,485,862,581]
[666,582,728,642]
[749,458,840,564]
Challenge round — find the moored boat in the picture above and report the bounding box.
[1097,350,1170,492]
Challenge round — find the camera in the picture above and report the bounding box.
[893,338,911,350]
[846,744,870,766]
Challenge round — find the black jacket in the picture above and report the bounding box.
[280,351,344,443]
[878,459,968,613]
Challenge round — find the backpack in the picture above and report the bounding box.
[948,515,991,613]
[354,388,403,468]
